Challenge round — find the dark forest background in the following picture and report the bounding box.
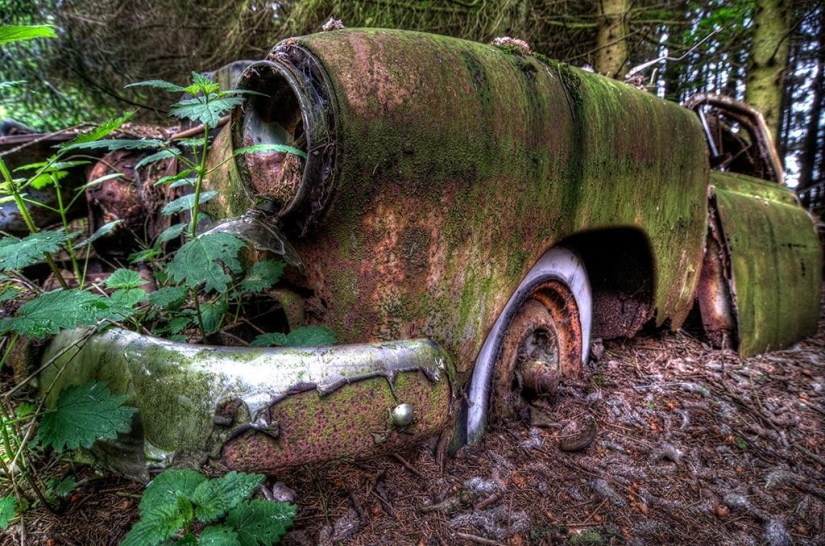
[1,0,821,191]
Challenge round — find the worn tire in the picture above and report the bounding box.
[463,246,592,444]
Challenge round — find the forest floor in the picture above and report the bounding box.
[4,291,824,546]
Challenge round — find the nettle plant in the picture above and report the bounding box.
[122,470,295,546]
[1,25,319,539]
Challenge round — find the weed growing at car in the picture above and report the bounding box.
[0,25,324,535]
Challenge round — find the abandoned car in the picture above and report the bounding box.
[6,29,821,478]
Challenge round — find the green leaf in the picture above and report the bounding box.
[0,25,56,45]
[0,290,113,338]
[184,72,221,96]
[0,230,68,271]
[159,223,188,244]
[226,500,297,546]
[155,169,193,186]
[170,96,244,127]
[166,233,244,293]
[139,469,207,515]
[29,170,66,190]
[121,503,186,546]
[199,525,242,546]
[162,191,220,216]
[135,149,181,170]
[108,288,148,320]
[60,139,164,153]
[15,160,90,173]
[105,269,148,289]
[202,300,227,334]
[234,144,307,160]
[58,112,136,150]
[0,285,22,303]
[126,79,186,93]
[0,496,18,530]
[191,471,264,524]
[251,326,339,348]
[53,476,77,498]
[165,316,193,335]
[35,381,136,452]
[170,177,197,189]
[286,326,337,347]
[75,173,124,193]
[147,286,188,309]
[75,220,123,249]
[130,247,162,264]
[249,333,288,348]
[240,260,284,293]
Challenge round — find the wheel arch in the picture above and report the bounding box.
[462,245,592,445]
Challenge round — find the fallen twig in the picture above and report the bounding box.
[392,453,425,480]
[455,532,505,545]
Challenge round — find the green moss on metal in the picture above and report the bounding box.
[196,30,712,374]
[712,173,822,356]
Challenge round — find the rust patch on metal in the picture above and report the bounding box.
[220,370,452,473]
[492,280,581,420]
[696,204,736,348]
[86,151,174,255]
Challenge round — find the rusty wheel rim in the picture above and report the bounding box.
[492,280,582,419]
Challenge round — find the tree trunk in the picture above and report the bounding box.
[797,7,825,191]
[744,0,791,143]
[594,0,630,78]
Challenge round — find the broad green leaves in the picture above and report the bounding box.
[106,268,148,289]
[227,500,297,546]
[240,260,284,293]
[59,112,136,150]
[0,496,18,529]
[0,290,112,338]
[171,96,245,127]
[124,469,293,546]
[191,472,264,523]
[234,144,307,161]
[0,230,69,271]
[0,25,56,45]
[251,326,337,348]
[35,381,136,452]
[166,233,245,293]
[162,192,220,216]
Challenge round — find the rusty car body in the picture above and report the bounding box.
[23,29,821,479]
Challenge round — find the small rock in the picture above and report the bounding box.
[649,442,684,465]
[268,482,296,503]
[763,519,792,546]
[590,339,605,362]
[590,478,627,508]
[330,508,362,542]
[465,476,503,495]
[529,406,555,428]
[519,427,543,450]
[723,493,752,512]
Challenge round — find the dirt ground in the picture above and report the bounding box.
[3,292,824,545]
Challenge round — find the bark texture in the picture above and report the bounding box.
[594,0,630,78]
[744,0,791,143]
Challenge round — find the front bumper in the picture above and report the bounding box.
[39,328,455,481]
